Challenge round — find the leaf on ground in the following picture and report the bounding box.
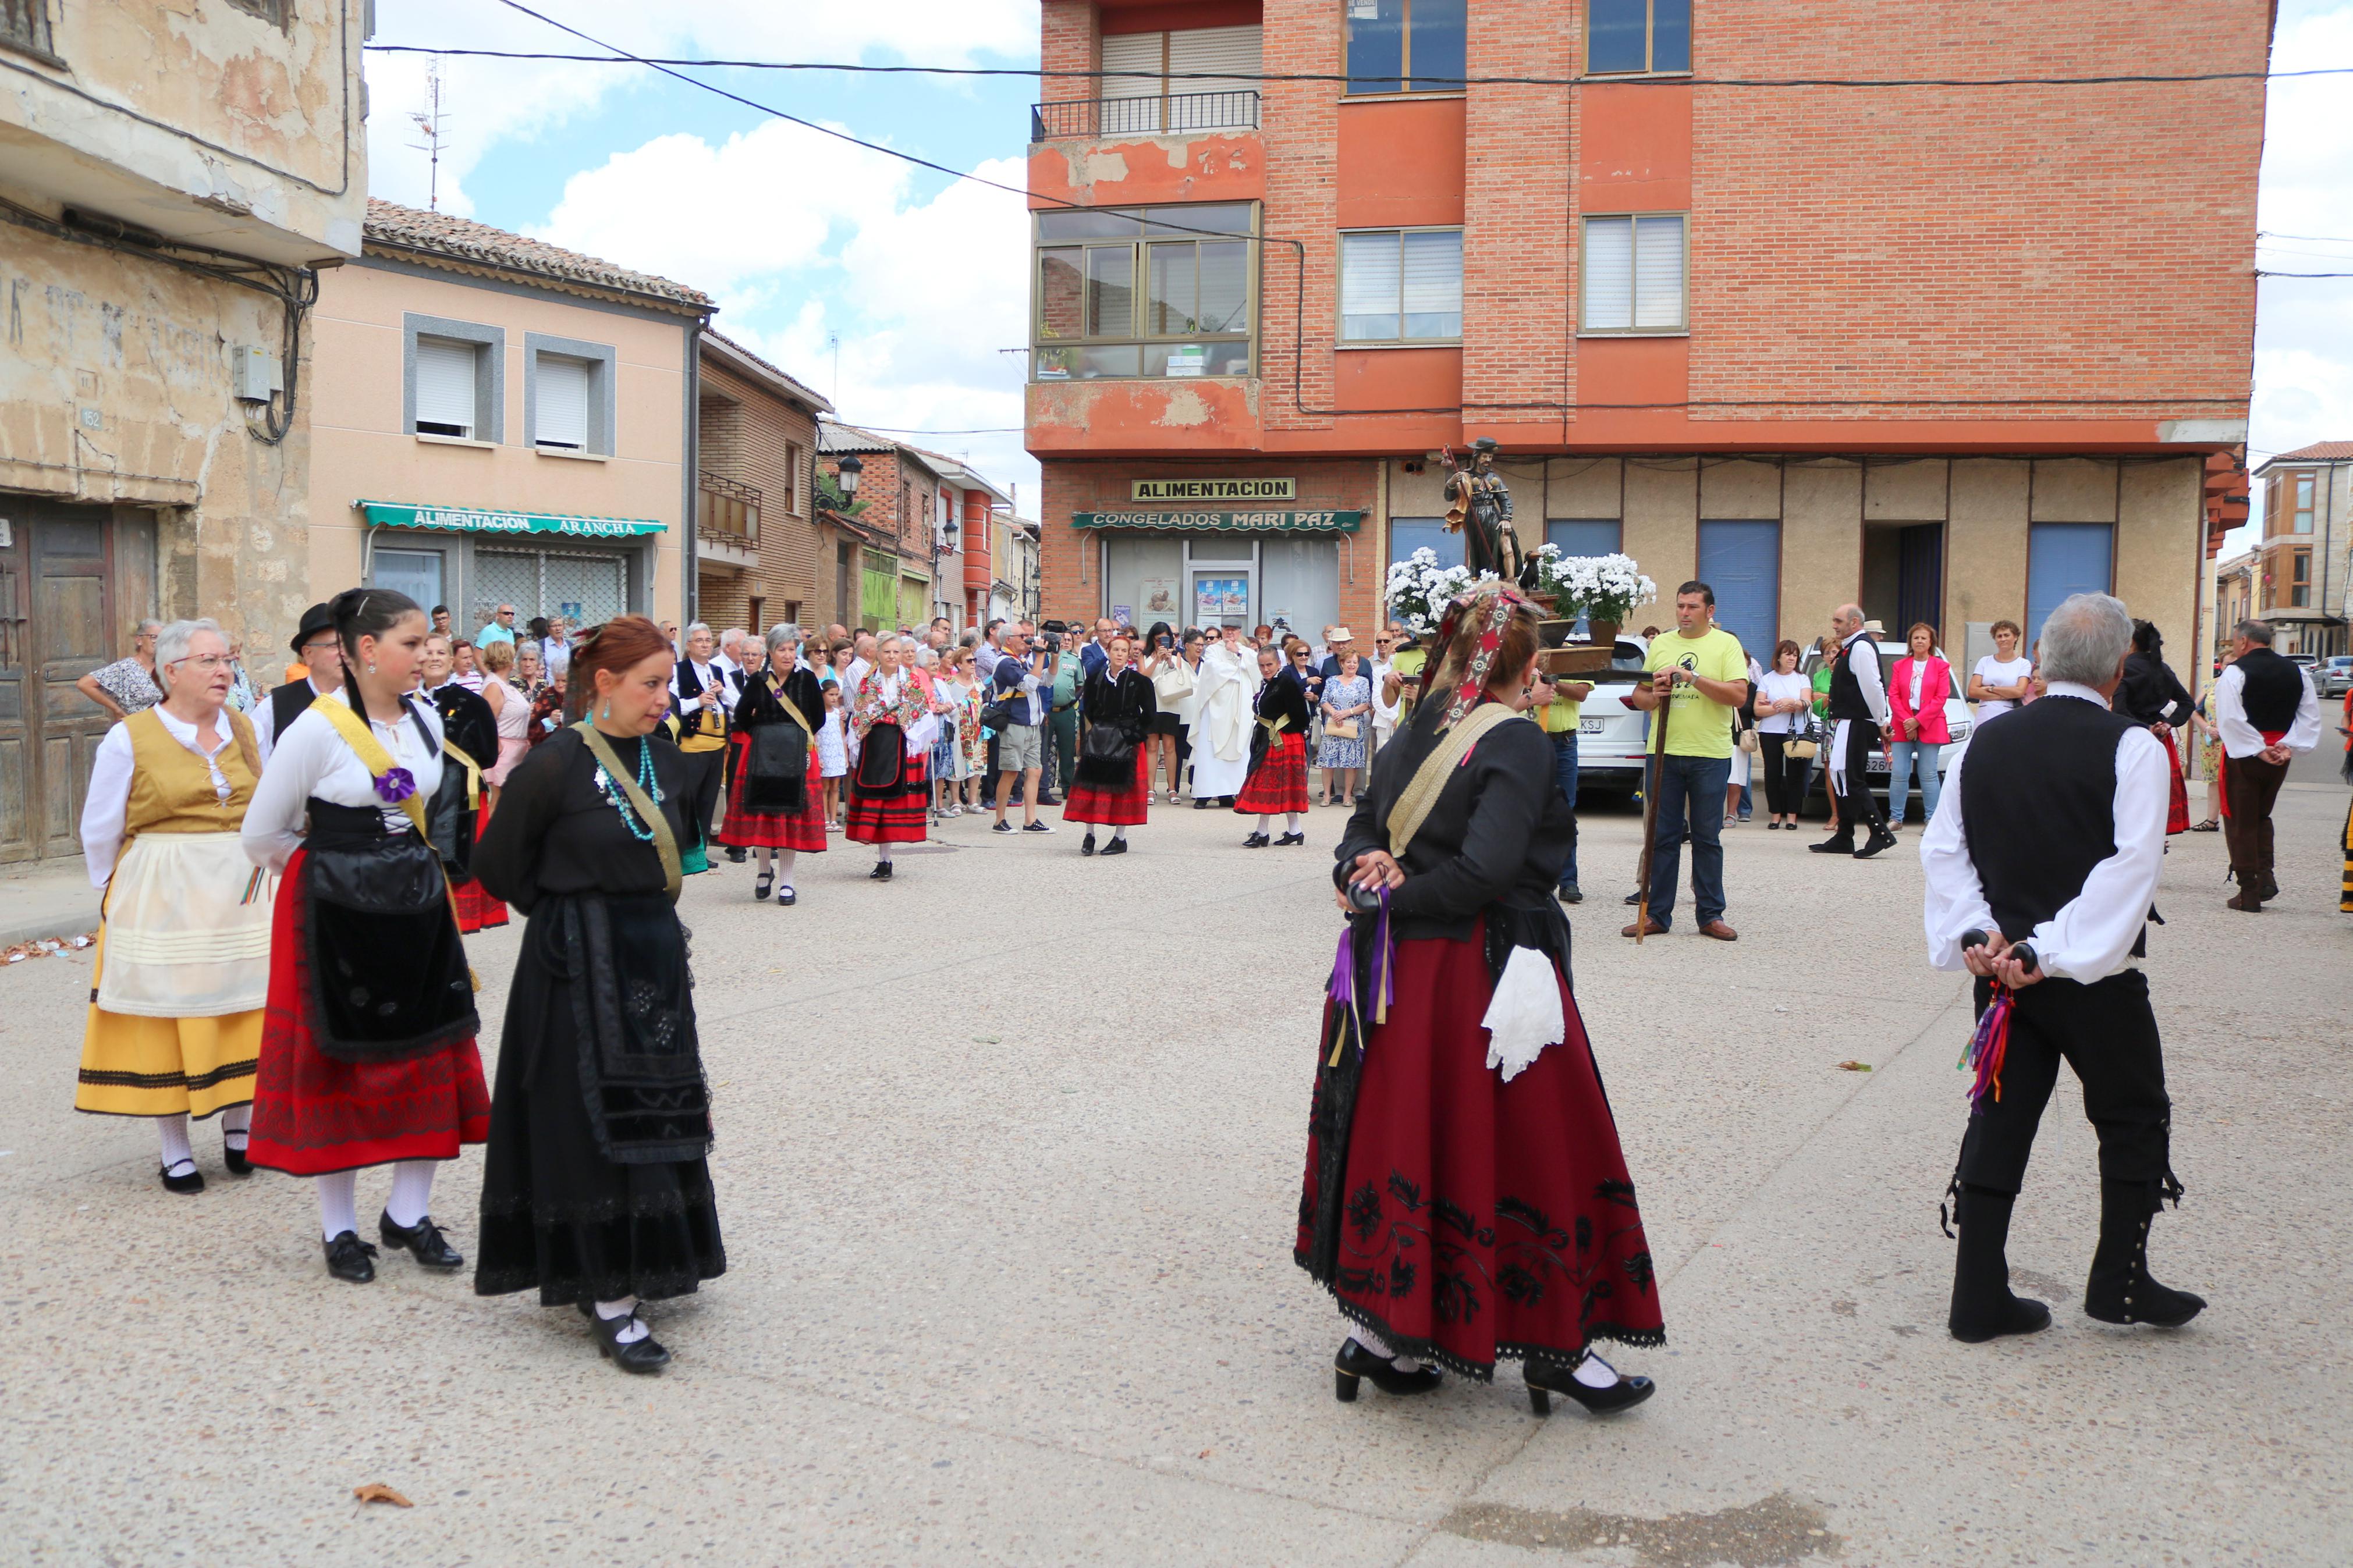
[973,1034,1002,1044]
[1836,1060,1873,1072]
[353,1484,413,1507]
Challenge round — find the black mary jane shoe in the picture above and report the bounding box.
[1333,1337,1443,1402]
[378,1211,464,1271]
[1523,1357,1656,1417]
[1081,831,1097,856]
[776,886,797,906]
[1275,831,1307,847]
[754,870,775,901]
[323,1230,379,1284]
[1242,831,1270,848]
[159,1160,205,1195]
[869,861,893,881]
[587,1307,672,1374]
[221,1136,251,1176]
[1099,837,1128,856]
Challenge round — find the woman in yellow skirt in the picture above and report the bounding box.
[76,618,276,1193]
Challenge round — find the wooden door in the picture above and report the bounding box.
[0,507,29,863]
[31,506,116,859]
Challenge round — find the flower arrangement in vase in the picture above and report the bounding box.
[1383,548,1490,637]
[1527,547,1657,645]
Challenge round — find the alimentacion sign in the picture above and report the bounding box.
[356,500,667,539]
[1130,478,1296,502]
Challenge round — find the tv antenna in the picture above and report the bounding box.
[407,58,451,212]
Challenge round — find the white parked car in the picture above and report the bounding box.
[1797,639,1974,816]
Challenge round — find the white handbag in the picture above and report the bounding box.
[1153,658,1196,705]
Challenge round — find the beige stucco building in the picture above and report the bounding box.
[0,0,366,862]
[306,202,710,641]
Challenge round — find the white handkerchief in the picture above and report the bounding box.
[1482,945,1564,1082]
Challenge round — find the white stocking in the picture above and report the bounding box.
[772,849,797,890]
[1111,826,1128,843]
[1346,1320,1422,1375]
[595,1296,650,1343]
[876,845,893,865]
[385,1160,436,1228]
[316,1170,359,1241]
[1255,815,1270,833]
[219,1104,251,1147]
[1574,1350,1619,1388]
[1286,812,1301,833]
[155,1114,195,1175]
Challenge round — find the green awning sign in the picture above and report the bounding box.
[1071,509,1361,533]
[357,500,666,539]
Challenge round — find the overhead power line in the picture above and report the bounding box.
[365,44,2344,90]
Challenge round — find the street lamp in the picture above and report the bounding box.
[836,454,863,498]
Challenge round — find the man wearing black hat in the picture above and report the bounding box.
[254,602,346,765]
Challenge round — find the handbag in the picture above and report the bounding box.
[1328,717,1360,741]
[1076,716,1138,786]
[1785,714,1820,762]
[1152,657,1195,705]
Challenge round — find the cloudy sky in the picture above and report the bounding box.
[364,0,2353,539]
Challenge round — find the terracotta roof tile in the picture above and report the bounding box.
[2268,440,2353,463]
[363,198,711,311]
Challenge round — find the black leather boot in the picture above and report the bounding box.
[2084,1179,2205,1328]
[1947,1186,2052,1343]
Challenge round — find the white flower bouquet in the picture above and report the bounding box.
[1528,547,1656,630]
[1384,549,1492,635]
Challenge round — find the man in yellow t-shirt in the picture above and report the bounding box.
[1529,668,1595,903]
[1624,582,1751,941]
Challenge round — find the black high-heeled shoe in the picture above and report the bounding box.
[1522,1356,1656,1417]
[1275,831,1306,847]
[754,869,774,901]
[378,1210,464,1271]
[587,1306,672,1374]
[1242,831,1270,848]
[1332,1337,1443,1402]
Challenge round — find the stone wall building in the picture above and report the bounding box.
[696,332,834,634]
[0,0,367,862]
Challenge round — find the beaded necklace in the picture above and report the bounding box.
[591,732,665,842]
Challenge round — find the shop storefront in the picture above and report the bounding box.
[356,500,666,629]
[1077,506,1367,637]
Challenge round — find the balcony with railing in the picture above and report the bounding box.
[697,472,761,570]
[1031,90,1260,143]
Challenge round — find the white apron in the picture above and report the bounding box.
[95,831,276,1017]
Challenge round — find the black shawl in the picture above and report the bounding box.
[426,681,498,877]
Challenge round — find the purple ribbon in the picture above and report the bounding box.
[1327,885,1394,1058]
[373,766,417,804]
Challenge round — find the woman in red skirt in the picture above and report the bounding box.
[1237,644,1313,847]
[242,588,489,1285]
[1064,631,1158,856]
[846,634,934,881]
[1298,584,1663,1417]
[722,624,829,905]
[2120,620,2196,834]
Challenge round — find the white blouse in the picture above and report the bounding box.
[242,687,444,873]
[80,707,239,890]
[1753,671,1812,734]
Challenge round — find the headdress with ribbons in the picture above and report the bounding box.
[1429,582,1536,732]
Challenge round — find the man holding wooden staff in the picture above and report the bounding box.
[1623,582,1749,941]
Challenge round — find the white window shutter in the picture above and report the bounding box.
[1340,232,1403,340]
[536,355,591,449]
[414,337,477,435]
[1633,215,1686,330]
[1400,229,1463,338]
[1167,25,1262,127]
[1100,32,1163,133]
[1581,216,1634,331]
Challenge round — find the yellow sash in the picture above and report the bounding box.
[441,738,482,810]
[1386,703,1523,859]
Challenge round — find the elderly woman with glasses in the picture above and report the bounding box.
[75,619,275,1192]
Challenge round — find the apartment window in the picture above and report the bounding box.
[1099,25,1262,133]
[785,442,805,514]
[1035,204,1255,381]
[224,0,289,26]
[1345,0,1467,94]
[524,333,617,456]
[404,315,504,441]
[1340,229,1463,343]
[2292,550,2311,609]
[1,0,56,58]
[1587,0,1691,75]
[1580,213,1687,333]
[2292,473,2316,534]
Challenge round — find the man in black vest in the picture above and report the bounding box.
[1921,592,2204,1343]
[2212,619,2321,911]
[1812,603,1898,858]
[254,601,343,765]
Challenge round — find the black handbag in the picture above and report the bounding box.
[744,720,809,813]
[1076,717,1137,787]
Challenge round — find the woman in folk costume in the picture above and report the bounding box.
[76,619,275,1192]
[722,623,829,905]
[1296,585,1663,1416]
[471,615,722,1375]
[242,588,489,1285]
[1237,644,1313,847]
[2117,618,2196,835]
[845,633,935,881]
[1063,631,1157,856]
[419,633,508,934]
[1188,624,1260,808]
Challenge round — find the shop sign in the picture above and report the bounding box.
[357,499,666,539]
[1130,478,1297,502]
[1074,509,1360,532]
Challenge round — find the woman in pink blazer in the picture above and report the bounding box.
[1887,622,1954,828]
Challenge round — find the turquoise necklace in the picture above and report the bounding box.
[592,734,664,842]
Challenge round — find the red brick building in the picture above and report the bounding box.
[697,332,834,633]
[818,425,1013,633]
[1026,0,2267,673]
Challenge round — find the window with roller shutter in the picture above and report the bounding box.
[1098,25,1262,134]
[534,355,592,450]
[1579,213,1687,334]
[413,338,481,438]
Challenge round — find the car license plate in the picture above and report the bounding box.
[1866,756,1890,773]
[1580,717,1604,735]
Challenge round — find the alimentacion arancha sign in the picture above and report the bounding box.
[1131,478,1296,502]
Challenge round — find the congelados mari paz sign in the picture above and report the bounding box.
[1131,478,1296,502]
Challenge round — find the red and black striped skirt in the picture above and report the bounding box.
[1235,731,1310,816]
[1063,743,1151,827]
[454,797,508,932]
[846,743,931,846]
[719,731,829,852]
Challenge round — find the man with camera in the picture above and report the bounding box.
[990,627,1056,835]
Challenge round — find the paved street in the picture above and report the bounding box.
[2,780,2348,1566]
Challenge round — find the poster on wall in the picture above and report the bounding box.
[1195,577,1250,618]
[1112,605,1133,625]
[1139,578,1179,618]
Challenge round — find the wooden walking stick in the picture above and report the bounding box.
[1635,672,1672,945]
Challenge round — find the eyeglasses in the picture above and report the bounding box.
[166,655,230,673]
[300,639,340,656]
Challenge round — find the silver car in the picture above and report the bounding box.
[2317,655,2353,699]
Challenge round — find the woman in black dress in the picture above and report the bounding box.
[1062,631,1156,856]
[721,624,829,905]
[471,615,723,1374]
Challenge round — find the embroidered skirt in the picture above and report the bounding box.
[718,735,828,852]
[1063,744,1151,827]
[1294,920,1663,1379]
[454,798,509,933]
[1236,731,1310,816]
[2162,731,2189,835]
[846,751,931,845]
[246,848,491,1176]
